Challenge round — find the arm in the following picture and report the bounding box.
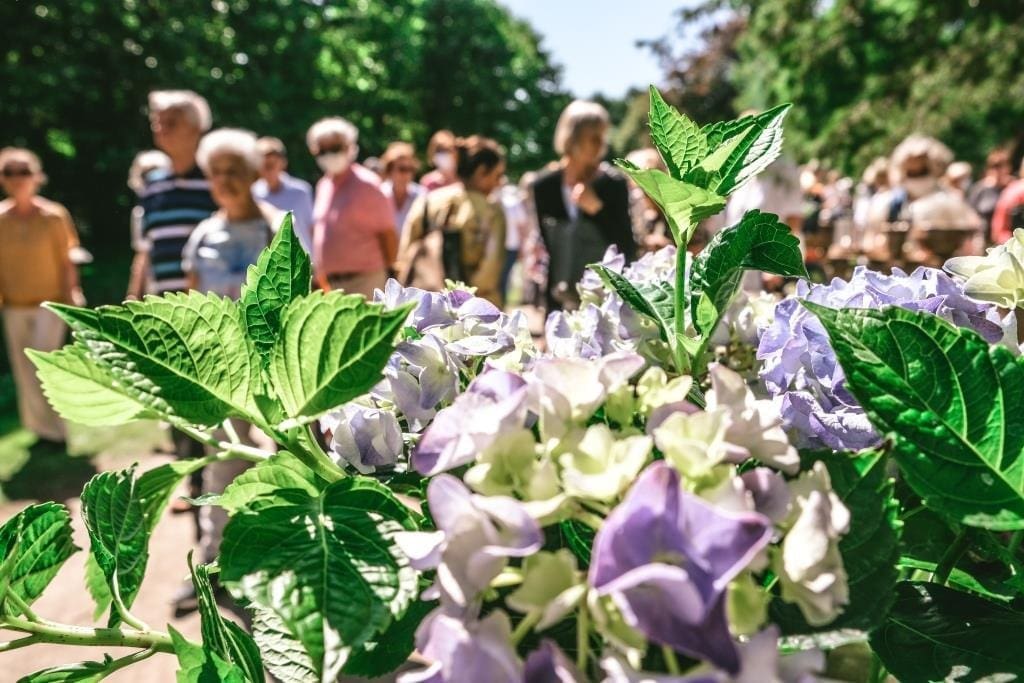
[991,187,1016,245]
[583,176,634,260]
[127,252,149,300]
[379,230,398,271]
[57,208,84,305]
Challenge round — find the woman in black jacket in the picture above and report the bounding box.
[532,100,634,312]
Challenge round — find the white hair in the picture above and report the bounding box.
[148,90,212,132]
[127,149,171,193]
[554,100,610,155]
[196,128,261,175]
[306,117,359,153]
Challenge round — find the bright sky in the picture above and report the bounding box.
[500,0,697,98]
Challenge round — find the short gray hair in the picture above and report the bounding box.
[196,128,261,175]
[306,117,359,153]
[148,90,212,132]
[553,100,609,155]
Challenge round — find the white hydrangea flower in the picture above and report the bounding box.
[776,461,851,626]
[558,424,652,502]
[946,228,1024,309]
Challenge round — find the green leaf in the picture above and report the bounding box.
[218,451,321,514]
[690,210,807,337]
[870,581,1024,682]
[647,85,707,179]
[48,292,261,427]
[613,162,725,244]
[590,265,676,343]
[269,292,409,423]
[772,449,902,633]
[136,459,208,528]
[342,598,435,678]
[190,557,263,683]
[240,213,311,364]
[170,625,247,683]
[692,104,791,196]
[83,553,112,623]
[0,502,77,613]
[219,477,419,680]
[17,656,113,683]
[805,303,1024,530]
[251,606,318,683]
[26,345,157,426]
[560,518,596,569]
[80,467,150,626]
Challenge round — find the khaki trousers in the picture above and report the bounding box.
[326,268,387,298]
[2,306,67,441]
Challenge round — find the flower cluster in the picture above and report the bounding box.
[321,280,536,472]
[391,347,839,681]
[758,265,1016,450]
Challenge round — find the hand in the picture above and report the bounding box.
[572,183,603,215]
[70,287,87,307]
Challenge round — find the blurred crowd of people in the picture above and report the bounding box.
[4,89,1024,612]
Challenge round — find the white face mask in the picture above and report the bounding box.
[904,177,936,200]
[317,152,351,176]
[433,151,455,174]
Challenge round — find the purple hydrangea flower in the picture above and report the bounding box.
[589,461,772,673]
[758,266,1014,450]
[398,609,522,683]
[376,279,455,331]
[524,640,584,683]
[321,403,403,473]
[394,475,542,608]
[412,369,528,476]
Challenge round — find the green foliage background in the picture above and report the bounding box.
[0,0,569,262]
[634,0,1024,175]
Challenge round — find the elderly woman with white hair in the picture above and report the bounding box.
[531,99,633,311]
[182,128,279,299]
[307,116,396,297]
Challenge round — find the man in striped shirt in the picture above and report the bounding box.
[127,90,217,297]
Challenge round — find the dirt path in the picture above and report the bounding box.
[1,454,207,682]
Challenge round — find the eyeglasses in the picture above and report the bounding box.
[395,165,417,174]
[1,166,33,178]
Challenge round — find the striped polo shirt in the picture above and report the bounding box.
[137,165,217,293]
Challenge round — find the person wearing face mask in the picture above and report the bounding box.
[0,147,83,447]
[531,100,633,312]
[891,134,983,266]
[420,129,459,192]
[397,135,507,305]
[307,117,397,297]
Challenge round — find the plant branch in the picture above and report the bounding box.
[1,615,174,653]
[576,593,590,672]
[661,644,681,675]
[111,575,149,632]
[510,611,540,646]
[221,418,241,444]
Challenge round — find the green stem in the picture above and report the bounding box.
[1010,530,1024,557]
[661,645,681,675]
[6,590,39,622]
[673,238,689,375]
[1,615,175,653]
[934,528,971,585]
[576,595,590,673]
[283,428,344,483]
[111,574,149,632]
[221,418,241,444]
[868,652,888,683]
[510,611,541,646]
[97,647,159,680]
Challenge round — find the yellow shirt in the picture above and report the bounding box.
[0,197,79,307]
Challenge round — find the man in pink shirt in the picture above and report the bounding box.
[307,117,397,296]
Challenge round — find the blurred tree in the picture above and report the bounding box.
[0,0,568,286]
[649,0,1024,175]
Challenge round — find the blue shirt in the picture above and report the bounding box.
[252,172,314,253]
[182,214,274,299]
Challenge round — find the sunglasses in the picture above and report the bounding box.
[316,145,348,157]
[2,167,33,178]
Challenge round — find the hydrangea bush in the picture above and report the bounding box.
[4,88,1024,682]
